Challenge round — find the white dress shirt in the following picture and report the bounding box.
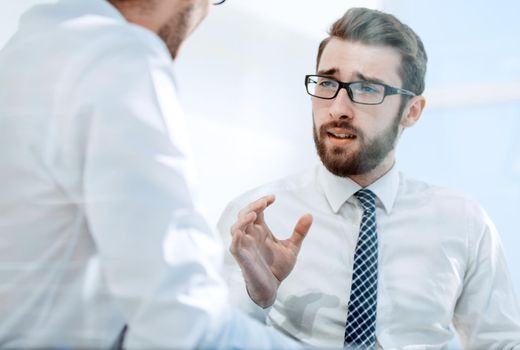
[218,164,520,349]
[0,0,303,348]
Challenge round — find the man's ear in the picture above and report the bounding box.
[401,95,426,128]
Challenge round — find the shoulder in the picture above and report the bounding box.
[75,23,170,73]
[399,173,480,207]
[29,6,171,94]
[398,172,493,235]
[59,23,175,106]
[23,0,171,67]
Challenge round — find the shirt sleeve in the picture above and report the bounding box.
[217,200,273,323]
[452,202,520,349]
[68,36,301,349]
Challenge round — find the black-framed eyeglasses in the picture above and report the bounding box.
[305,74,416,105]
[213,0,226,4]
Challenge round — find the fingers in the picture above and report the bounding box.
[233,195,275,231]
[253,195,275,225]
[229,212,255,256]
[288,213,313,249]
[229,225,243,257]
[230,211,257,237]
[239,195,275,219]
[229,216,260,260]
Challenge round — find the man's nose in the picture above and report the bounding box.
[328,87,354,120]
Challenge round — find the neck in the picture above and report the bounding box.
[348,152,395,188]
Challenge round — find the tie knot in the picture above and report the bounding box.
[354,189,376,213]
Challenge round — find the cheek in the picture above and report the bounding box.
[361,103,399,126]
[311,101,330,124]
[312,111,327,134]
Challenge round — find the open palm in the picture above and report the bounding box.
[230,195,313,308]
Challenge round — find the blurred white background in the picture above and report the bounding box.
[1,1,519,347]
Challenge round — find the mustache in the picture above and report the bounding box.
[319,120,363,137]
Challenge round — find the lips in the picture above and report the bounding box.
[326,127,357,140]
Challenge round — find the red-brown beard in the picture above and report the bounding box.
[313,113,401,177]
[158,4,195,59]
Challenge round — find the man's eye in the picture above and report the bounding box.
[318,80,337,89]
[356,83,381,94]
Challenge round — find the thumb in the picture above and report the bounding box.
[288,213,313,249]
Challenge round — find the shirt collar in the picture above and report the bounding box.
[78,0,125,20]
[56,0,126,22]
[318,163,400,215]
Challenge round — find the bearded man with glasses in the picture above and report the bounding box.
[218,7,520,350]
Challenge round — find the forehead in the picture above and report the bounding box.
[318,38,403,85]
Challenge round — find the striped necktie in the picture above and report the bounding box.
[344,189,378,349]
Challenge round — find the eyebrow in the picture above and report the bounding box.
[316,68,388,85]
[316,67,338,76]
[352,72,386,85]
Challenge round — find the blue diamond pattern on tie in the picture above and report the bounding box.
[344,189,378,350]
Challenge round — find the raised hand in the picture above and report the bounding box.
[229,195,313,308]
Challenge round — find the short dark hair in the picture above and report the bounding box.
[316,7,427,95]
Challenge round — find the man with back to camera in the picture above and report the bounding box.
[0,0,308,348]
[218,7,520,350]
